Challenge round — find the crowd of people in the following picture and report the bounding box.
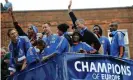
[1,0,127,79]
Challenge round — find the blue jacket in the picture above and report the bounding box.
[26,46,55,64]
[70,42,95,53]
[110,31,126,58]
[4,2,12,10]
[26,47,40,65]
[55,36,70,54]
[8,36,32,72]
[99,36,110,55]
[43,34,69,54]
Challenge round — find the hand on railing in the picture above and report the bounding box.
[42,56,49,62]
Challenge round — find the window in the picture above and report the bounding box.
[108,29,130,58]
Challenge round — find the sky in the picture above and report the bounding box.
[0,0,133,11]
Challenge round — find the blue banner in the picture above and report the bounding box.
[10,53,133,80]
[66,54,133,80]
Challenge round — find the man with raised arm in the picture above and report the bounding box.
[68,0,101,51]
[8,10,38,46]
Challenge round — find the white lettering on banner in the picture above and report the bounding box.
[74,61,131,76]
[107,63,112,73]
[112,64,115,74]
[101,74,120,80]
[92,73,99,79]
[115,64,121,74]
[90,62,97,72]
[127,66,131,76]
[97,63,107,73]
[74,61,82,72]
[81,62,89,72]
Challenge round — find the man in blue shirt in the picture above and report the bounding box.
[7,29,31,75]
[109,22,126,58]
[26,39,47,65]
[70,31,97,54]
[42,22,69,53]
[57,23,72,46]
[42,22,57,47]
[41,22,70,61]
[4,0,12,11]
[26,38,69,64]
[93,25,110,55]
